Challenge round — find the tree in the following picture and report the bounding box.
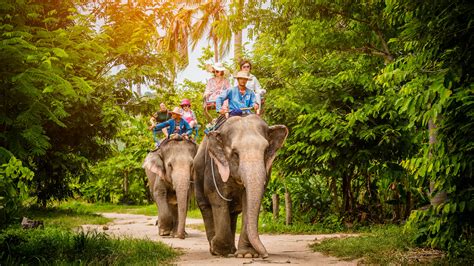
[250,0,472,258]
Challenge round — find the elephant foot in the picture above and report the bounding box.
[235,247,260,258]
[159,228,172,236]
[210,238,236,257]
[174,231,186,239]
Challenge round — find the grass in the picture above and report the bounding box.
[0,227,179,265]
[58,200,158,216]
[25,207,111,230]
[311,224,446,264]
[55,200,204,218]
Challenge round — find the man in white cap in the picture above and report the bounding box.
[150,107,193,146]
[216,71,259,117]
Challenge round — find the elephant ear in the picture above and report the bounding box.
[207,131,230,182]
[143,150,167,182]
[265,125,289,175]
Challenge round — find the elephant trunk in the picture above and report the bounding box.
[241,162,268,258]
[174,170,190,239]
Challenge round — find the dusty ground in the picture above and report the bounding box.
[82,213,358,265]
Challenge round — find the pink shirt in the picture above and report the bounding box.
[205,77,231,102]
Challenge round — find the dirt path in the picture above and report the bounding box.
[82,213,358,265]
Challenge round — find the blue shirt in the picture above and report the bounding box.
[216,86,256,114]
[153,118,192,137]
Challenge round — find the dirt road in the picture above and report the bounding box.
[82,213,357,265]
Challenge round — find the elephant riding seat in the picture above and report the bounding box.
[143,138,198,239]
[193,114,288,258]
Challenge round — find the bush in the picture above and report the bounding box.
[0,156,34,227]
[0,227,178,264]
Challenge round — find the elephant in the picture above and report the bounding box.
[193,114,288,258]
[143,138,198,239]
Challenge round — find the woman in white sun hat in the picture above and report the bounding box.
[203,62,230,121]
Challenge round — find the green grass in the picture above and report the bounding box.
[58,200,158,216]
[25,207,111,230]
[55,200,204,218]
[0,227,179,265]
[311,224,445,264]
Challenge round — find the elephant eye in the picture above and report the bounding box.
[232,150,239,160]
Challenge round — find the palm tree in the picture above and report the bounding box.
[190,0,232,63]
[161,5,195,79]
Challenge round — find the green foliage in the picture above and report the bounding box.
[25,206,111,230]
[250,0,472,257]
[57,200,158,216]
[0,157,34,227]
[82,116,151,204]
[0,227,178,265]
[312,225,419,264]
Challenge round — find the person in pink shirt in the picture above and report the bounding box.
[203,62,230,121]
[180,98,198,129]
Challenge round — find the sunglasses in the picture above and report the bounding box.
[181,105,190,107]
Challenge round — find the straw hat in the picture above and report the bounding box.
[234,71,251,80]
[170,107,183,116]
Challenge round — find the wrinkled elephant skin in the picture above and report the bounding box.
[193,115,288,258]
[143,139,197,239]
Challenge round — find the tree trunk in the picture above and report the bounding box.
[123,171,129,203]
[330,176,340,214]
[342,174,353,215]
[285,190,292,225]
[428,119,447,206]
[404,190,412,219]
[233,0,243,63]
[272,193,279,220]
[213,36,219,62]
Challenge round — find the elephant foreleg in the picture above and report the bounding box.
[209,193,236,256]
[168,201,178,236]
[195,171,215,243]
[154,183,173,236]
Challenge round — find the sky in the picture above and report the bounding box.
[176,28,254,85]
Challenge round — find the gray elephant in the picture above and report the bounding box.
[193,115,288,258]
[143,138,198,239]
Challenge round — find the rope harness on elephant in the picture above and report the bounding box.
[205,137,232,202]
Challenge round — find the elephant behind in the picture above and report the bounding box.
[193,115,288,258]
[143,138,197,239]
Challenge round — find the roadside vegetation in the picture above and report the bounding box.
[0,227,178,265]
[311,225,454,264]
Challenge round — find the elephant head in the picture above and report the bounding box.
[143,139,197,239]
[206,115,288,257]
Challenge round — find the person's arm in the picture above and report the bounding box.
[204,79,213,99]
[253,75,265,94]
[191,110,197,124]
[249,91,258,110]
[183,120,193,136]
[153,120,170,133]
[216,88,230,113]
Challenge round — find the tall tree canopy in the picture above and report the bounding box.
[251,0,472,253]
